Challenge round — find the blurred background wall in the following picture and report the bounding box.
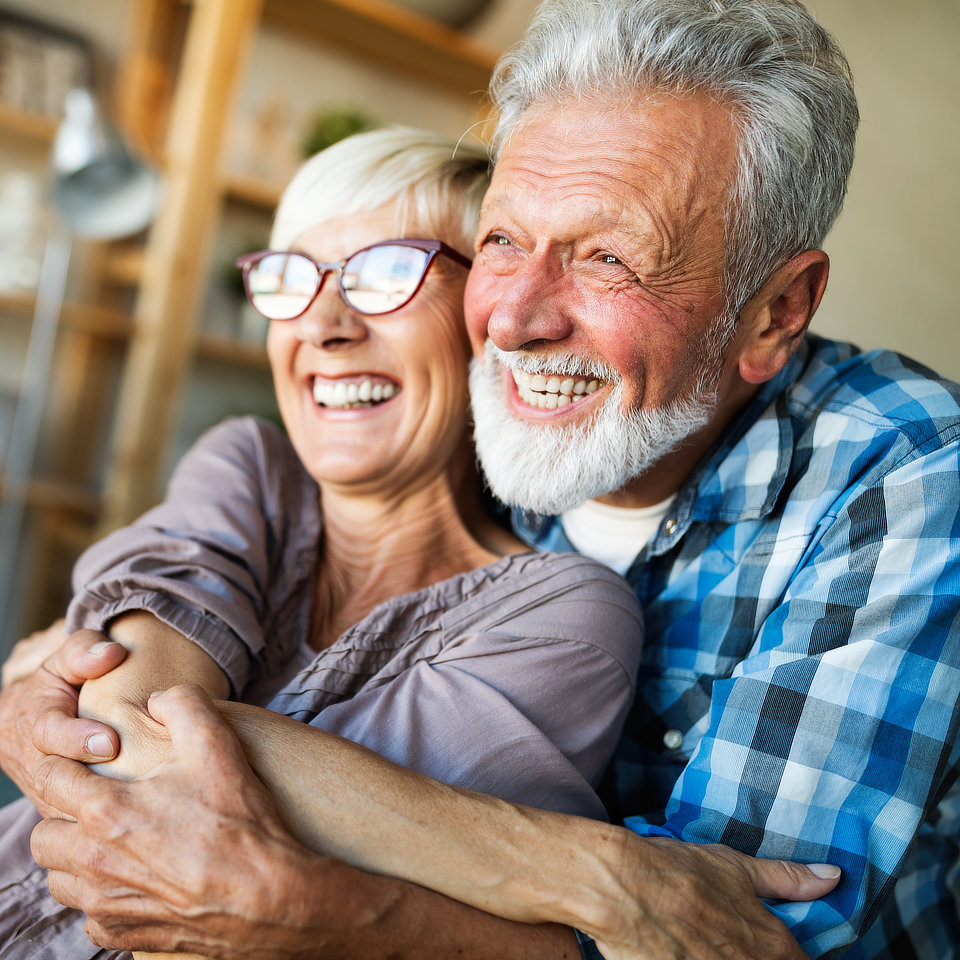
[0,0,957,659]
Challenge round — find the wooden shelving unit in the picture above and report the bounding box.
[0,99,58,142]
[0,294,132,339]
[262,0,497,93]
[221,171,282,210]
[0,477,101,519]
[1,0,499,637]
[194,332,272,370]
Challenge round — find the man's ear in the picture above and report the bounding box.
[737,250,830,385]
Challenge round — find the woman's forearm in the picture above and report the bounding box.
[77,611,230,780]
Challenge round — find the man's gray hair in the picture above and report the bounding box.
[489,0,860,313]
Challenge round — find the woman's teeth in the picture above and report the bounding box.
[510,369,603,410]
[313,378,398,409]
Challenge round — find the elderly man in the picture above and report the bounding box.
[3,0,959,958]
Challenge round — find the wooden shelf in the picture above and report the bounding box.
[0,100,58,142]
[195,332,269,369]
[0,478,101,519]
[101,245,146,287]
[261,0,497,93]
[0,293,132,339]
[221,171,282,210]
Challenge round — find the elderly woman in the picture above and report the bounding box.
[0,126,641,958]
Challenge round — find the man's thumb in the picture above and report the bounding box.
[744,856,841,901]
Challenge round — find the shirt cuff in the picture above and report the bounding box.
[574,929,607,960]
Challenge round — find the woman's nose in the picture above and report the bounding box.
[294,285,369,350]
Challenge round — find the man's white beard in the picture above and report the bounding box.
[469,338,727,515]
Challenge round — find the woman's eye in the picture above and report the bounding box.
[600,254,623,265]
[483,233,512,247]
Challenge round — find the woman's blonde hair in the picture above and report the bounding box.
[270,125,490,254]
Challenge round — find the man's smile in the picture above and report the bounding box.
[509,368,604,410]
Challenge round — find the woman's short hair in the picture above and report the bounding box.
[489,0,860,314]
[270,126,490,254]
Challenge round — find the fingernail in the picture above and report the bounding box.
[808,863,841,879]
[89,641,116,655]
[87,733,115,758]
[147,690,163,699]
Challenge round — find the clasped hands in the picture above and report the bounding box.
[0,628,838,959]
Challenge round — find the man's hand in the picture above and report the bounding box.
[0,629,126,815]
[2,618,69,687]
[30,685,322,958]
[581,834,838,960]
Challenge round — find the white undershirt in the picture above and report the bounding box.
[560,495,675,575]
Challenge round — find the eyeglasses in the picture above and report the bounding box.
[235,239,472,321]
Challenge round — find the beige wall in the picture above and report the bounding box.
[806,0,960,380]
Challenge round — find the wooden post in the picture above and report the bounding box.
[100,0,263,531]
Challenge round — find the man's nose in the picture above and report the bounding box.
[486,255,576,351]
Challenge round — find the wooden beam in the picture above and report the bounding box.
[100,0,264,531]
[114,0,187,163]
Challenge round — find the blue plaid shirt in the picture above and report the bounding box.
[514,336,960,960]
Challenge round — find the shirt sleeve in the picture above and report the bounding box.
[625,439,960,957]
[66,417,315,695]
[269,555,644,820]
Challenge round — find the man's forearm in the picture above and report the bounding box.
[75,613,617,933]
[219,700,623,936]
[275,854,583,960]
[218,701,840,959]
[70,614,602,946]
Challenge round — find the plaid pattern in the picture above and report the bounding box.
[514,336,960,960]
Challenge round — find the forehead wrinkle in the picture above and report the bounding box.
[488,122,727,281]
[486,157,676,266]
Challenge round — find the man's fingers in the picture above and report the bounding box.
[39,861,85,909]
[32,703,120,763]
[738,850,841,901]
[47,630,128,687]
[31,753,101,823]
[1,618,68,686]
[146,684,241,768]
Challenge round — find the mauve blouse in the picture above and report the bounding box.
[65,417,644,818]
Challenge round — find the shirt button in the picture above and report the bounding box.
[663,729,684,751]
[522,511,543,531]
[664,517,678,536]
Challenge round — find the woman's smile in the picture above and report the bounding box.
[310,374,402,411]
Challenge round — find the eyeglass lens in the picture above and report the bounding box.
[244,245,434,320]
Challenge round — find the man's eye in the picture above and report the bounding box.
[601,254,623,264]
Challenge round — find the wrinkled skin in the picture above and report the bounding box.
[0,629,125,817]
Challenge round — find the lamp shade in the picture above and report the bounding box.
[51,88,162,239]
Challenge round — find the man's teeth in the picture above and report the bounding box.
[510,369,602,410]
[313,378,398,409]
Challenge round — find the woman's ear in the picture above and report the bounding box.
[737,250,830,384]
